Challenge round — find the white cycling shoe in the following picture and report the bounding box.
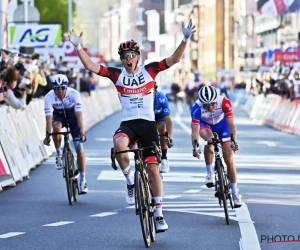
[155,216,168,232]
[160,159,170,173]
[126,184,135,205]
[205,173,215,188]
[55,156,63,170]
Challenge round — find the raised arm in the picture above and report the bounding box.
[69,30,100,74]
[165,20,196,67]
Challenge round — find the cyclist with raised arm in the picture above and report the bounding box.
[154,81,174,173]
[69,20,195,232]
[43,74,88,194]
[190,85,243,208]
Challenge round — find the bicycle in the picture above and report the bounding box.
[47,126,80,206]
[110,140,161,248]
[194,132,234,225]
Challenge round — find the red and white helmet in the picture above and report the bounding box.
[118,39,140,55]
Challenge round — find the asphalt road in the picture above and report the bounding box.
[1,102,300,250]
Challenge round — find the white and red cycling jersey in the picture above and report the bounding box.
[97,59,169,121]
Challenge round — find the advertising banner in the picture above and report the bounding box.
[258,0,300,15]
[9,24,62,46]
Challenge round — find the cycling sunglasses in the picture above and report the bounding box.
[120,51,138,60]
[203,102,216,107]
[53,85,67,91]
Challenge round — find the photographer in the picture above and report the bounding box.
[3,67,30,110]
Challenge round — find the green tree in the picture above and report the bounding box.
[18,0,76,34]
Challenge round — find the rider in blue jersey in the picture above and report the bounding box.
[154,82,174,173]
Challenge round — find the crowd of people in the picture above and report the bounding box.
[247,62,300,101]
[0,49,97,110]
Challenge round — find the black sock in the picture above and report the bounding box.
[162,149,167,160]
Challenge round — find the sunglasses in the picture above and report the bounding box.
[203,102,216,107]
[120,52,138,60]
[53,85,67,91]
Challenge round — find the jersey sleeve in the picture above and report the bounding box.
[191,102,201,125]
[72,90,83,112]
[44,93,53,116]
[144,59,170,79]
[221,97,234,118]
[97,65,121,84]
[159,92,171,117]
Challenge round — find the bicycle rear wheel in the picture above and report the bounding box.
[134,171,151,248]
[64,150,73,205]
[216,159,230,225]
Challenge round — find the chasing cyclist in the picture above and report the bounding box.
[191,85,243,208]
[154,81,174,173]
[43,74,88,194]
[69,20,195,232]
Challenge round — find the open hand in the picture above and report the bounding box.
[69,29,83,48]
[182,19,196,41]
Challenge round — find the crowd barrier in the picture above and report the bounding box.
[231,89,300,136]
[0,86,121,191]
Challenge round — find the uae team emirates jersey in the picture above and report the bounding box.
[97,59,169,121]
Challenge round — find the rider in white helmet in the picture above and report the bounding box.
[190,85,243,208]
[43,74,88,194]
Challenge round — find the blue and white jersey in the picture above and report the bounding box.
[154,90,170,117]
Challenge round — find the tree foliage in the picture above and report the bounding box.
[18,0,76,34]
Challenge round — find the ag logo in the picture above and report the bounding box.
[19,28,50,43]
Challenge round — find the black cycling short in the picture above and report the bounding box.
[113,119,159,162]
[52,114,80,141]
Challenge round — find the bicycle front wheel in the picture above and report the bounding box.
[144,174,156,242]
[216,159,230,225]
[64,150,73,205]
[134,171,151,248]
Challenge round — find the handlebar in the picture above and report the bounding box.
[110,141,162,170]
[207,132,235,146]
[47,129,80,136]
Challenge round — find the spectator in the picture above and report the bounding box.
[2,67,29,109]
[88,71,96,91]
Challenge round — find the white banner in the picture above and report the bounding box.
[9,24,62,46]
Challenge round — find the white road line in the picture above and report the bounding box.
[174,113,191,135]
[175,113,260,250]
[90,212,118,217]
[0,232,25,239]
[184,189,201,193]
[236,204,261,250]
[164,195,181,199]
[43,221,74,227]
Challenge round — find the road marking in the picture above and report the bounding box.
[236,204,261,250]
[97,170,300,185]
[95,138,112,141]
[184,189,201,193]
[164,195,181,199]
[256,141,277,147]
[90,212,118,217]
[43,221,74,227]
[0,232,25,239]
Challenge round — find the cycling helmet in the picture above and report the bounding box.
[50,74,69,85]
[118,39,140,55]
[198,85,217,104]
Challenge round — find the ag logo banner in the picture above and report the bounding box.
[9,24,62,46]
